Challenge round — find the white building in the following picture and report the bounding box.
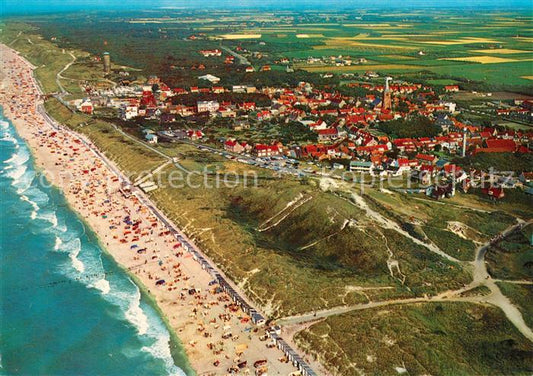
[197,100,220,113]
[198,74,220,84]
[440,101,457,113]
[121,105,138,120]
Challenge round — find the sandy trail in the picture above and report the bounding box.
[338,190,461,263]
[278,219,533,343]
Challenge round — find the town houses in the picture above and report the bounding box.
[69,74,532,199]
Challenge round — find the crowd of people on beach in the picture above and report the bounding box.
[0,45,301,376]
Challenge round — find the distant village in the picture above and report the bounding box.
[69,51,533,201]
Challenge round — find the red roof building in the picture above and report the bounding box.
[253,144,280,157]
[475,139,517,154]
[416,153,438,165]
[444,85,460,92]
[482,186,505,200]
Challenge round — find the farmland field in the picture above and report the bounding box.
[4,9,531,90]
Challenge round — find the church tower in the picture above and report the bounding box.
[382,77,392,111]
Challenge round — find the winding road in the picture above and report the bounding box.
[56,51,76,95]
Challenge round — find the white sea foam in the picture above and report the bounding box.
[141,306,187,376]
[4,155,15,165]
[61,238,85,273]
[125,289,149,336]
[14,170,36,194]
[90,278,111,295]
[24,186,49,206]
[56,223,68,233]
[118,285,185,375]
[69,252,85,273]
[54,236,62,250]
[0,134,18,145]
[21,194,39,220]
[38,210,58,227]
[6,163,27,183]
[142,334,185,376]
[21,194,40,212]
[8,147,29,166]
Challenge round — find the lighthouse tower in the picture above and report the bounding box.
[382,77,392,111]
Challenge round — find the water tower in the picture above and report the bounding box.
[103,52,111,74]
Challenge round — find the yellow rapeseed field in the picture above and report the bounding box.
[219,34,262,39]
[470,49,533,54]
[315,38,416,50]
[440,56,519,64]
[296,34,324,38]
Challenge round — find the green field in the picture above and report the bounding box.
[3,9,532,92]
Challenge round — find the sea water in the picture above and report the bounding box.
[0,109,194,376]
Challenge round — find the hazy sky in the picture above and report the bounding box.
[2,0,532,15]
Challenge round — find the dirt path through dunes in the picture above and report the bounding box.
[336,189,461,263]
[56,51,76,95]
[470,219,533,341]
[279,216,533,342]
[258,194,312,232]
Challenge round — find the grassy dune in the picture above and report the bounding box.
[295,302,533,376]
[0,23,113,96]
[497,283,533,330]
[486,224,533,281]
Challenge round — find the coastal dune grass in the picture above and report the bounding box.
[294,302,533,376]
[486,224,533,281]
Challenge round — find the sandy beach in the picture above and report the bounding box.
[0,44,303,376]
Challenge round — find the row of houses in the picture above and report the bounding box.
[83,75,531,183]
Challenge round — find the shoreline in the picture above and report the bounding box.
[1,104,194,374]
[84,214,195,375]
[1,43,305,376]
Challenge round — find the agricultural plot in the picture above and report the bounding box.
[440,56,529,64]
[204,11,532,89]
[16,9,533,89]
